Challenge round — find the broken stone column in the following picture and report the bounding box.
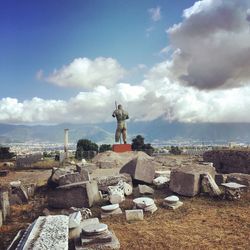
[133,197,157,213]
[69,217,100,240]
[108,181,125,204]
[201,174,222,197]
[75,223,120,250]
[169,164,216,197]
[16,215,69,250]
[0,190,10,221]
[48,181,100,208]
[64,128,69,159]
[101,204,122,218]
[163,195,183,210]
[94,174,132,192]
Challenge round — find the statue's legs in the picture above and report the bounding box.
[122,128,127,144]
[115,128,121,142]
[115,122,127,143]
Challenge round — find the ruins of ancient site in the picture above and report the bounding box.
[1,0,250,249]
[0,140,250,249]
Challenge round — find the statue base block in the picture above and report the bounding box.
[112,144,132,153]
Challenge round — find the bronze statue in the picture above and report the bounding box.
[112,103,129,144]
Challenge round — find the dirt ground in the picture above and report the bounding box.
[0,156,250,250]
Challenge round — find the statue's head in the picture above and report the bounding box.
[118,104,122,109]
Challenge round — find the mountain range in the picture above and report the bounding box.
[0,120,250,145]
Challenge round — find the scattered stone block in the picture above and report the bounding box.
[155,170,171,178]
[50,168,72,184]
[120,156,157,184]
[48,181,100,208]
[221,182,247,200]
[227,173,250,188]
[133,197,157,213]
[123,182,133,196]
[14,186,29,203]
[69,211,82,229]
[58,172,86,186]
[76,166,90,181]
[16,215,69,250]
[95,174,132,192]
[163,195,183,209]
[3,162,14,167]
[101,204,122,218]
[0,191,10,221]
[201,174,222,197]
[153,176,169,188]
[169,164,216,197]
[69,217,100,240]
[215,174,227,186]
[76,223,120,250]
[16,153,42,168]
[10,181,22,188]
[0,170,9,176]
[138,184,154,194]
[125,209,144,221]
[26,183,37,198]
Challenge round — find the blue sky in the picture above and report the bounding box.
[0,0,195,100]
[0,0,250,124]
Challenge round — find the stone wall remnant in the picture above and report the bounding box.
[203,150,250,174]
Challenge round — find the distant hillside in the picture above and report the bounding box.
[0,121,250,145]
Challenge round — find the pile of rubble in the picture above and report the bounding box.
[2,150,250,249]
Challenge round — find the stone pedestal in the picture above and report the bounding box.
[75,223,120,250]
[112,144,132,153]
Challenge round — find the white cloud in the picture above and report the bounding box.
[166,0,250,90]
[2,1,250,125]
[45,57,126,89]
[148,6,161,22]
[2,75,250,124]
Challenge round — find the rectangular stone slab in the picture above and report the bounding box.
[125,209,144,221]
[48,181,100,208]
[169,165,216,197]
[120,157,156,184]
[17,215,69,250]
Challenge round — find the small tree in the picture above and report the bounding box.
[169,146,182,155]
[99,144,112,153]
[75,139,98,159]
[131,135,145,151]
[131,135,154,155]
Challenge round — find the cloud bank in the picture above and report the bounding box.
[45,57,125,89]
[1,0,250,124]
[167,0,250,89]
